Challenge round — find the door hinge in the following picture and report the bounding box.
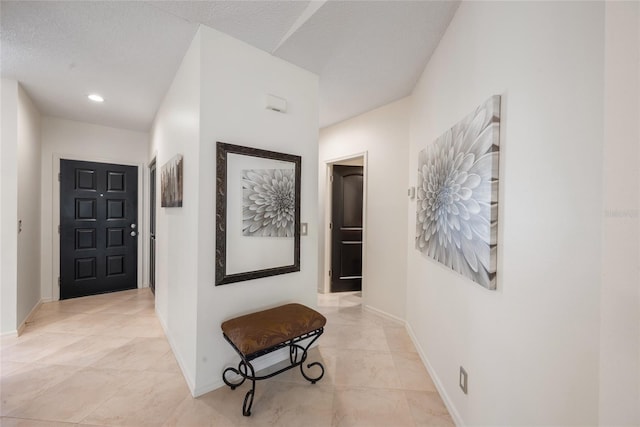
[58,173,61,182]
[329,222,333,230]
[58,225,60,234]
[329,270,332,277]
[58,277,61,287]
[330,175,334,182]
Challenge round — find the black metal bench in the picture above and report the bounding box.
[221,303,327,416]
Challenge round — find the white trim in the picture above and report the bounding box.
[144,154,157,290]
[322,151,368,296]
[51,153,146,301]
[16,299,44,336]
[405,322,464,427]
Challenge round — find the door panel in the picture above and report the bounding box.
[331,165,363,292]
[60,159,138,299]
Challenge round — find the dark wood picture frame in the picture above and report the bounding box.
[215,141,301,286]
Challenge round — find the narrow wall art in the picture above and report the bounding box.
[161,154,183,207]
[415,95,501,290]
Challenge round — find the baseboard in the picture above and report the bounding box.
[1,330,18,338]
[16,299,44,336]
[405,322,464,427]
[154,308,197,395]
[363,304,405,325]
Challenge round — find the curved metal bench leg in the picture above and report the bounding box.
[295,334,325,384]
[223,359,257,416]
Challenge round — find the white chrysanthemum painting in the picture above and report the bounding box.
[415,95,501,290]
[242,169,295,237]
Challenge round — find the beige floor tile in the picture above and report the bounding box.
[34,335,135,367]
[94,299,155,316]
[99,315,164,338]
[6,368,134,423]
[21,310,85,335]
[0,361,28,378]
[81,371,190,426]
[1,333,86,363]
[391,351,437,392]
[1,364,82,416]
[162,394,237,427]
[0,417,77,426]
[332,386,414,427]
[146,350,182,374]
[384,326,418,353]
[246,380,334,425]
[89,337,171,371]
[53,298,119,315]
[334,325,389,352]
[334,349,401,389]
[404,390,455,427]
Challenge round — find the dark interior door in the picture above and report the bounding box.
[331,165,363,293]
[149,160,156,294]
[60,159,138,299]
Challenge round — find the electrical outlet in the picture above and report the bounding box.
[459,366,468,394]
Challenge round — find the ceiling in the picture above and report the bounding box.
[0,1,459,131]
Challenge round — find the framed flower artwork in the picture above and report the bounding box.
[415,95,501,290]
[215,142,301,286]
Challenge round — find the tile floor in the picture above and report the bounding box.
[1,289,453,426]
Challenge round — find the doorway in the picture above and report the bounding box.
[59,159,138,299]
[330,165,363,292]
[149,159,156,294]
[324,154,366,295]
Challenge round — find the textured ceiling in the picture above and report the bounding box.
[0,1,459,131]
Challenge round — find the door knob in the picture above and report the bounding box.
[130,223,136,229]
[130,231,137,237]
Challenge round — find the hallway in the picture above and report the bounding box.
[1,289,453,426]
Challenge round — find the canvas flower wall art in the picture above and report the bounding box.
[161,154,183,207]
[242,168,296,237]
[415,95,501,290]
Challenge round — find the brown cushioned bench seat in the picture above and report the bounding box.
[221,303,327,416]
[221,303,326,358]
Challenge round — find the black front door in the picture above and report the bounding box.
[331,165,363,293]
[60,159,138,299]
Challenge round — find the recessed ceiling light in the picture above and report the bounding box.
[88,94,104,103]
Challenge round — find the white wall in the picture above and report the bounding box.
[319,98,410,320]
[149,27,318,395]
[194,26,319,395]
[1,79,20,334]
[406,2,604,425]
[149,30,201,391]
[1,80,42,335]
[16,84,42,330]
[40,116,149,301]
[600,2,640,425]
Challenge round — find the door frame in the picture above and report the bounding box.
[51,153,145,301]
[322,151,368,295]
[148,155,157,294]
